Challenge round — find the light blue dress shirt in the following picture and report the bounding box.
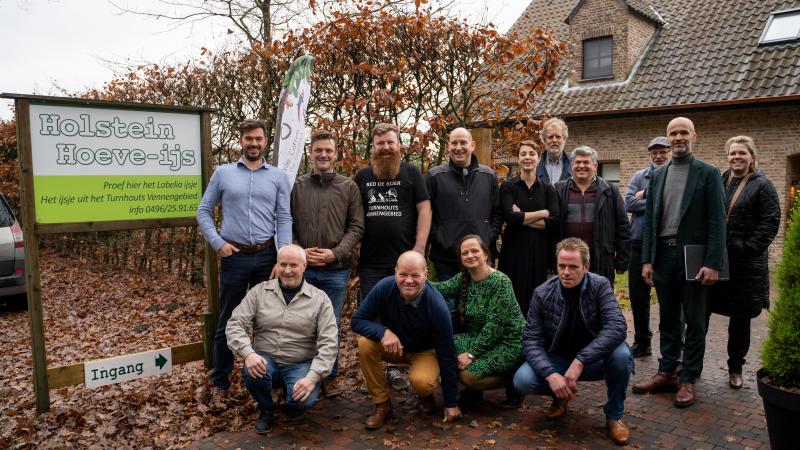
[197,158,292,252]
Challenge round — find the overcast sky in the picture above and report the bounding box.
[0,0,529,121]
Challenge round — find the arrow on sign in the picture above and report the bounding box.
[155,354,168,370]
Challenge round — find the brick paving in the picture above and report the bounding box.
[187,306,770,449]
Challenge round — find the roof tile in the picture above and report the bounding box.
[507,0,800,115]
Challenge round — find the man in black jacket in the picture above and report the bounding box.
[554,146,631,284]
[424,127,502,282]
[513,238,633,446]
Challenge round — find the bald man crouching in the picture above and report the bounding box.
[226,244,338,434]
[351,251,462,429]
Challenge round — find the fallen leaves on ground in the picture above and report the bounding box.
[0,248,365,448]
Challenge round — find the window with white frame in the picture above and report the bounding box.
[760,8,800,44]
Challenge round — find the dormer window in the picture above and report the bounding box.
[583,36,613,80]
[760,8,800,44]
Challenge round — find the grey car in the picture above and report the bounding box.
[0,194,25,299]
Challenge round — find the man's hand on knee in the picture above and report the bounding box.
[564,359,583,394]
[245,353,268,379]
[381,329,403,357]
[292,377,316,402]
[546,373,574,400]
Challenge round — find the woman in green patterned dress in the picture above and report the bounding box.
[431,234,526,408]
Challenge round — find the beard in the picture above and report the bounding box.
[671,141,693,157]
[546,145,564,161]
[371,151,401,180]
[243,146,263,162]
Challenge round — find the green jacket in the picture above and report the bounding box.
[642,155,726,270]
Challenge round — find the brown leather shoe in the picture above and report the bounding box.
[545,398,568,420]
[606,418,630,445]
[632,371,679,394]
[322,379,343,398]
[673,382,696,407]
[729,372,743,389]
[365,401,393,430]
[418,394,437,415]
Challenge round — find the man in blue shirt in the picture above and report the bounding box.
[624,137,672,358]
[197,118,292,401]
[351,251,462,430]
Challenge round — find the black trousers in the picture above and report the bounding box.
[628,244,653,345]
[653,243,709,383]
[706,314,751,373]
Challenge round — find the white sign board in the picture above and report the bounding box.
[27,103,203,224]
[83,347,173,388]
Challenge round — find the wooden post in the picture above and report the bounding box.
[470,127,493,166]
[200,111,219,369]
[15,99,50,413]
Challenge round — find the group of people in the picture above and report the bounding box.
[196,115,780,446]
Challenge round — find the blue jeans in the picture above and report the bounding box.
[241,350,321,414]
[210,246,277,389]
[513,343,633,420]
[358,267,394,302]
[304,268,349,378]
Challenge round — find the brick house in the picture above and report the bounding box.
[477,0,800,265]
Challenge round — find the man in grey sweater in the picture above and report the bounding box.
[226,244,338,434]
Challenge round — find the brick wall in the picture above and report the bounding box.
[626,12,656,71]
[567,0,656,85]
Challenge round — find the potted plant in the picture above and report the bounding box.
[758,194,800,449]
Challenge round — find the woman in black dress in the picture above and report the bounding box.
[498,140,560,316]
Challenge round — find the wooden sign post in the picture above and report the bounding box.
[1,94,218,413]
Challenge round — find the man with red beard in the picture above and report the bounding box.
[354,123,432,301]
[197,119,292,403]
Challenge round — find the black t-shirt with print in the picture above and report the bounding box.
[354,162,430,269]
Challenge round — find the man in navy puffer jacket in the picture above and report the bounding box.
[513,238,633,446]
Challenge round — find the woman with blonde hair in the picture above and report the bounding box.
[709,136,780,389]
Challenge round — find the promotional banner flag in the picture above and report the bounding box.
[272,54,314,185]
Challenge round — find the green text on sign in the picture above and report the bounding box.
[33,175,202,223]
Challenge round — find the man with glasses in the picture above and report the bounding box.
[624,137,672,358]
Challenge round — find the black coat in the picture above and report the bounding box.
[554,177,631,284]
[711,169,780,318]
[424,155,502,264]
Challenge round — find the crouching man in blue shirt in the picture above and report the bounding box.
[351,251,462,430]
[513,238,633,446]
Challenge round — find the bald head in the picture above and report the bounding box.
[397,251,427,272]
[278,244,307,264]
[395,251,428,301]
[666,117,697,157]
[667,117,695,133]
